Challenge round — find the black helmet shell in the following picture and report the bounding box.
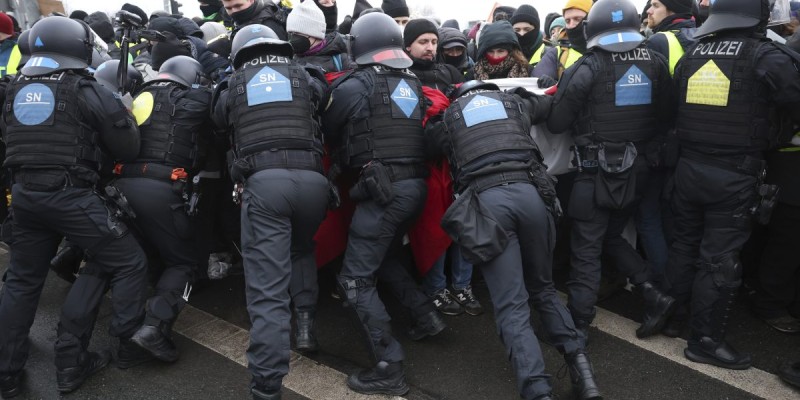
[585,0,644,52]
[94,59,143,94]
[17,30,30,66]
[351,12,412,69]
[231,24,293,69]
[451,80,500,100]
[151,55,204,87]
[22,16,94,76]
[694,0,769,39]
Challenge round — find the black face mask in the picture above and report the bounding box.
[444,54,464,67]
[200,5,219,17]
[289,34,311,54]
[231,1,259,25]
[567,22,587,53]
[517,30,537,49]
[315,1,339,31]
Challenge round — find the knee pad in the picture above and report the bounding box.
[705,253,742,289]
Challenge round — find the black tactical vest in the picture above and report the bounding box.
[227,55,323,159]
[575,46,661,145]
[444,90,535,171]
[134,81,211,172]
[3,71,101,170]
[676,37,770,152]
[342,66,426,168]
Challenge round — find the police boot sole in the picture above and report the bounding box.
[295,339,320,353]
[0,371,23,398]
[346,380,410,396]
[684,348,751,370]
[130,333,179,363]
[636,297,676,339]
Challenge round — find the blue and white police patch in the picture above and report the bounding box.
[461,95,508,127]
[14,83,55,126]
[615,65,652,106]
[246,65,292,106]
[390,79,419,118]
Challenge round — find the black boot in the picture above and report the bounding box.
[0,370,23,398]
[407,310,447,341]
[685,337,751,370]
[565,352,602,400]
[636,281,675,338]
[130,324,178,362]
[295,311,319,353]
[251,386,282,400]
[347,361,410,396]
[56,350,111,393]
[117,337,155,369]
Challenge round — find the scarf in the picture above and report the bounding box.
[473,56,528,80]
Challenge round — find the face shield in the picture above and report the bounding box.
[769,0,791,26]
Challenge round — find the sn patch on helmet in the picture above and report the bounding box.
[460,95,508,127]
[615,65,652,106]
[686,60,730,107]
[389,78,419,119]
[14,83,55,126]
[246,65,293,106]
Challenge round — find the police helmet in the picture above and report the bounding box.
[351,12,412,69]
[17,30,30,66]
[151,55,204,87]
[21,16,95,76]
[94,60,144,94]
[90,47,110,70]
[231,24,294,69]
[584,0,644,53]
[450,80,500,101]
[694,0,770,39]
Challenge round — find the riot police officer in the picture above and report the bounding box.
[426,80,600,400]
[321,12,435,396]
[112,55,213,366]
[0,16,151,396]
[666,0,800,369]
[212,25,330,400]
[547,0,676,341]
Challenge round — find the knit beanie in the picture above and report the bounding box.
[287,0,326,39]
[510,4,540,29]
[660,0,693,14]
[201,21,227,43]
[0,13,13,36]
[69,10,89,21]
[381,0,409,19]
[549,17,566,32]
[403,18,438,48]
[477,21,519,59]
[442,19,460,30]
[563,0,593,15]
[493,6,516,21]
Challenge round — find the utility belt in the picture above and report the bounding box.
[229,149,322,182]
[681,149,765,177]
[348,161,427,206]
[113,163,189,182]
[13,168,95,192]
[467,170,534,194]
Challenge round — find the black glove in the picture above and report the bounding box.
[537,75,557,88]
[150,31,192,70]
[338,15,353,35]
[506,86,535,99]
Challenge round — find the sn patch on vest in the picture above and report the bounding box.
[132,91,154,126]
[686,60,730,107]
[13,83,55,126]
[390,79,420,119]
[615,65,652,106]
[461,95,508,127]
[246,66,292,106]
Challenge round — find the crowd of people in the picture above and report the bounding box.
[0,0,799,399]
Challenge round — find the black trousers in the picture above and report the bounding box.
[751,202,800,319]
[666,157,757,339]
[0,184,147,372]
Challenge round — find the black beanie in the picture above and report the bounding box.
[381,0,409,19]
[477,21,519,59]
[659,0,693,14]
[442,19,460,30]
[510,5,540,30]
[403,18,438,48]
[493,6,516,21]
[121,3,149,25]
[69,10,89,21]
[352,0,373,21]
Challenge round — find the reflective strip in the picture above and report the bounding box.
[662,31,684,77]
[0,44,20,77]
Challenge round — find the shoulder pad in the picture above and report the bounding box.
[304,64,327,84]
[211,79,229,111]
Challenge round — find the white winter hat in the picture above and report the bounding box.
[286,0,326,40]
